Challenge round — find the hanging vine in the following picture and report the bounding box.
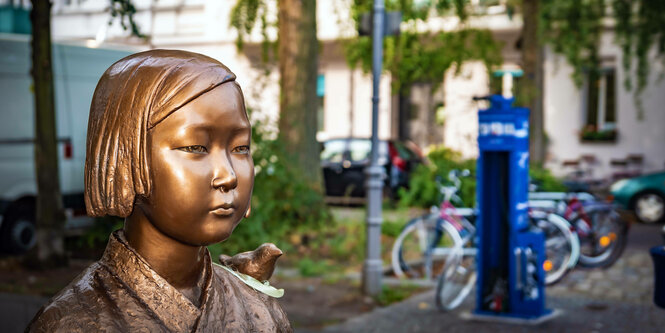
[539,0,604,86]
[540,0,665,119]
[108,0,145,38]
[345,0,502,93]
[230,0,276,64]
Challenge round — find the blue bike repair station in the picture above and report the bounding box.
[473,95,557,323]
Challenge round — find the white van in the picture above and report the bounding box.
[0,33,131,254]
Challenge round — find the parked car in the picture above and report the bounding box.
[610,171,665,224]
[320,138,423,201]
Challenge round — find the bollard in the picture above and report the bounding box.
[651,246,665,309]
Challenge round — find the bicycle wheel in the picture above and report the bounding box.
[576,208,628,268]
[532,213,580,285]
[435,248,477,311]
[391,213,462,279]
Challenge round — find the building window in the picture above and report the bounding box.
[317,74,325,132]
[581,69,617,142]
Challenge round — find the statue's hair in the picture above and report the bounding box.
[84,49,237,217]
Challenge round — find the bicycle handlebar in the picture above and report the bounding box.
[472,95,491,101]
[435,169,471,204]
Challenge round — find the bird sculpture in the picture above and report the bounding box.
[220,243,283,282]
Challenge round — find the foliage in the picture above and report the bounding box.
[229,0,502,91]
[540,0,665,119]
[208,117,331,257]
[399,145,566,208]
[345,0,503,92]
[539,0,605,87]
[381,219,405,238]
[229,0,274,63]
[297,258,334,277]
[529,164,567,192]
[579,125,618,142]
[373,284,426,306]
[399,146,477,209]
[108,0,145,38]
[78,216,123,250]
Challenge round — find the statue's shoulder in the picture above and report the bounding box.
[212,263,252,291]
[25,262,116,332]
[211,264,292,332]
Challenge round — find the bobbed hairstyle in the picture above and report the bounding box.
[84,49,237,217]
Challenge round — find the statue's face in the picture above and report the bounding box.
[141,83,254,246]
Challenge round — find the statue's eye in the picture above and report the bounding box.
[231,145,250,154]
[177,145,208,154]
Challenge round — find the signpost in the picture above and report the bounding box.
[362,0,386,297]
[362,1,400,297]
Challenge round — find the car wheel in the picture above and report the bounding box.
[0,198,37,255]
[632,191,665,224]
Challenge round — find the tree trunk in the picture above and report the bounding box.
[521,0,545,165]
[29,0,67,267]
[277,0,322,189]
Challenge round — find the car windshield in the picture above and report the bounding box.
[321,139,387,163]
[321,140,346,163]
[349,140,371,161]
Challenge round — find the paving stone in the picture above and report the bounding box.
[574,282,592,292]
[604,288,623,299]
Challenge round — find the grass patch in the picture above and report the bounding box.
[298,258,335,277]
[374,284,427,306]
[209,206,426,279]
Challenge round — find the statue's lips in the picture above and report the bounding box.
[211,206,234,216]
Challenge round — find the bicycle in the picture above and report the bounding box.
[529,192,628,268]
[391,170,580,286]
[435,192,627,311]
[565,198,628,268]
[391,170,475,281]
[434,208,580,311]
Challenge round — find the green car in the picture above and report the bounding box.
[610,171,665,224]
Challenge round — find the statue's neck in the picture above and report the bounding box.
[124,208,206,305]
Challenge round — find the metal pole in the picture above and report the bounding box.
[362,0,385,296]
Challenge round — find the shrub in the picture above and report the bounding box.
[79,216,123,249]
[398,145,566,209]
[530,164,567,192]
[399,146,476,209]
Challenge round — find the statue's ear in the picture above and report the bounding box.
[244,205,251,219]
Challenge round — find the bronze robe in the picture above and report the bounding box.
[26,231,292,332]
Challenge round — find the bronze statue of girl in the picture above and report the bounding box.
[27,50,292,332]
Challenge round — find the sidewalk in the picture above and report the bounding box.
[0,293,46,333]
[313,245,662,333]
[295,222,662,332]
[317,289,665,333]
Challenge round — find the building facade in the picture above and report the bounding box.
[5,0,664,179]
